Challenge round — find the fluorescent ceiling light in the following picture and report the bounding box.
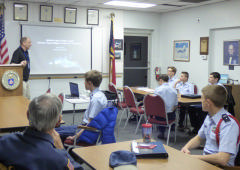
[104,1,156,8]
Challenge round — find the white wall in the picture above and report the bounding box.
[159,0,240,92]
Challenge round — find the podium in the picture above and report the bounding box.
[0,64,23,97]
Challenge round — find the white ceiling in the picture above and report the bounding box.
[9,0,227,13]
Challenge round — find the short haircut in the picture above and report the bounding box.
[210,72,220,82]
[157,74,169,82]
[28,93,62,132]
[20,37,28,45]
[168,66,177,74]
[85,70,102,87]
[181,71,189,79]
[202,85,227,107]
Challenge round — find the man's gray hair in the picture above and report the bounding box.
[28,93,62,132]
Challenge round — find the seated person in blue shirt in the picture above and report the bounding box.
[181,85,239,167]
[189,72,223,134]
[155,74,178,139]
[0,93,82,170]
[56,70,108,142]
[174,71,194,129]
[167,66,178,88]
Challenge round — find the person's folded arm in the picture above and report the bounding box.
[192,152,230,166]
[181,135,203,154]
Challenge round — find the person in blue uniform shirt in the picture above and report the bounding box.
[174,71,194,129]
[10,37,32,100]
[0,93,82,170]
[56,70,108,142]
[154,74,178,139]
[181,85,239,167]
[167,66,178,88]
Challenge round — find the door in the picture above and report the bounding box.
[124,36,148,87]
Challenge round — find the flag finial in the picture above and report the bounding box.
[110,13,115,18]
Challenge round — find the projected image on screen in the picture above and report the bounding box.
[22,25,92,75]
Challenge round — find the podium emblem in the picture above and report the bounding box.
[1,70,20,90]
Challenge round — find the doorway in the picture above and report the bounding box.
[124,36,148,87]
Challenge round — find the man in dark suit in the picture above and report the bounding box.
[224,44,239,65]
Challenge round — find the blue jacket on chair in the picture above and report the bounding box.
[78,106,118,144]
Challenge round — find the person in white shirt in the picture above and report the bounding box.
[154,74,178,139]
[174,72,194,129]
[167,66,178,88]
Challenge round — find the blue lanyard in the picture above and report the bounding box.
[19,46,30,70]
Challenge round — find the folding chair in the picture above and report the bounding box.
[108,83,128,127]
[144,93,177,145]
[123,86,144,134]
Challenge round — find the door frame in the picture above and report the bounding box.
[124,28,153,87]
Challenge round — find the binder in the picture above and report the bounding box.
[181,94,201,99]
[131,141,168,159]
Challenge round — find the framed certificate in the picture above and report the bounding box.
[200,37,209,55]
[13,3,28,21]
[40,5,53,22]
[64,7,77,24]
[87,9,99,25]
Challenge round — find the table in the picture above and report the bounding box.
[65,96,90,125]
[0,96,30,131]
[73,140,222,170]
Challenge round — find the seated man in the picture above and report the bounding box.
[0,94,82,170]
[154,74,178,139]
[56,70,108,143]
[181,85,239,167]
[174,71,194,129]
[167,66,178,88]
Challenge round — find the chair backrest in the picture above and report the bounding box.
[46,88,51,93]
[58,93,64,104]
[144,93,167,120]
[123,86,137,107]
[194,85,198,94]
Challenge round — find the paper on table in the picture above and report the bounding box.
[136,87,154,93]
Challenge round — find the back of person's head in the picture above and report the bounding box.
[202,85,227,108]
[210,72,220,82]
[28,93,62,132]
[181,72,189,79]
[168,66,177,75]
[158,74,169,82]
[20,37,28,45]
[85,70,102,87]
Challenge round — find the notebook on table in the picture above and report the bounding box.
[65,82,80,99]
[181,94,201,99]
[131,140,168,159]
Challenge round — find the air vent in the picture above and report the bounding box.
[179,0,210,3]
[161,4,185,7]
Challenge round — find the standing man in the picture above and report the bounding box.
[11,37,32,100]
[155,74,178,139]
[167,66,178,88]
[0,93,83,169]
[181,85,239,167]
[174,71,194,129]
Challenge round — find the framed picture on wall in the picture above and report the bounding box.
[64,7,77,24]
[200,37,209,55]
[130,43,141,60]
[115,51,122,59]
[115,39,123,50]
[223,40,240,65]
[40,5,53,22]
[87,9,99,25]
[173,40,190,62]
[13,3,28,21]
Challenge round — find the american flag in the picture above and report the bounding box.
[109,14,116,85]
[0,10,9,64]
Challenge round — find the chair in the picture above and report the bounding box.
[108,83,128,127]
[123,86,145,134]
[64,107,118,150]
[46,88,51,93]
[144,93,177,145]
[58,93,64,104]
[194,84,198,94]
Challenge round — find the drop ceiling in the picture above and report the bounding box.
[9,0,227,13]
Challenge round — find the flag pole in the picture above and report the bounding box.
[109,13,115,84]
